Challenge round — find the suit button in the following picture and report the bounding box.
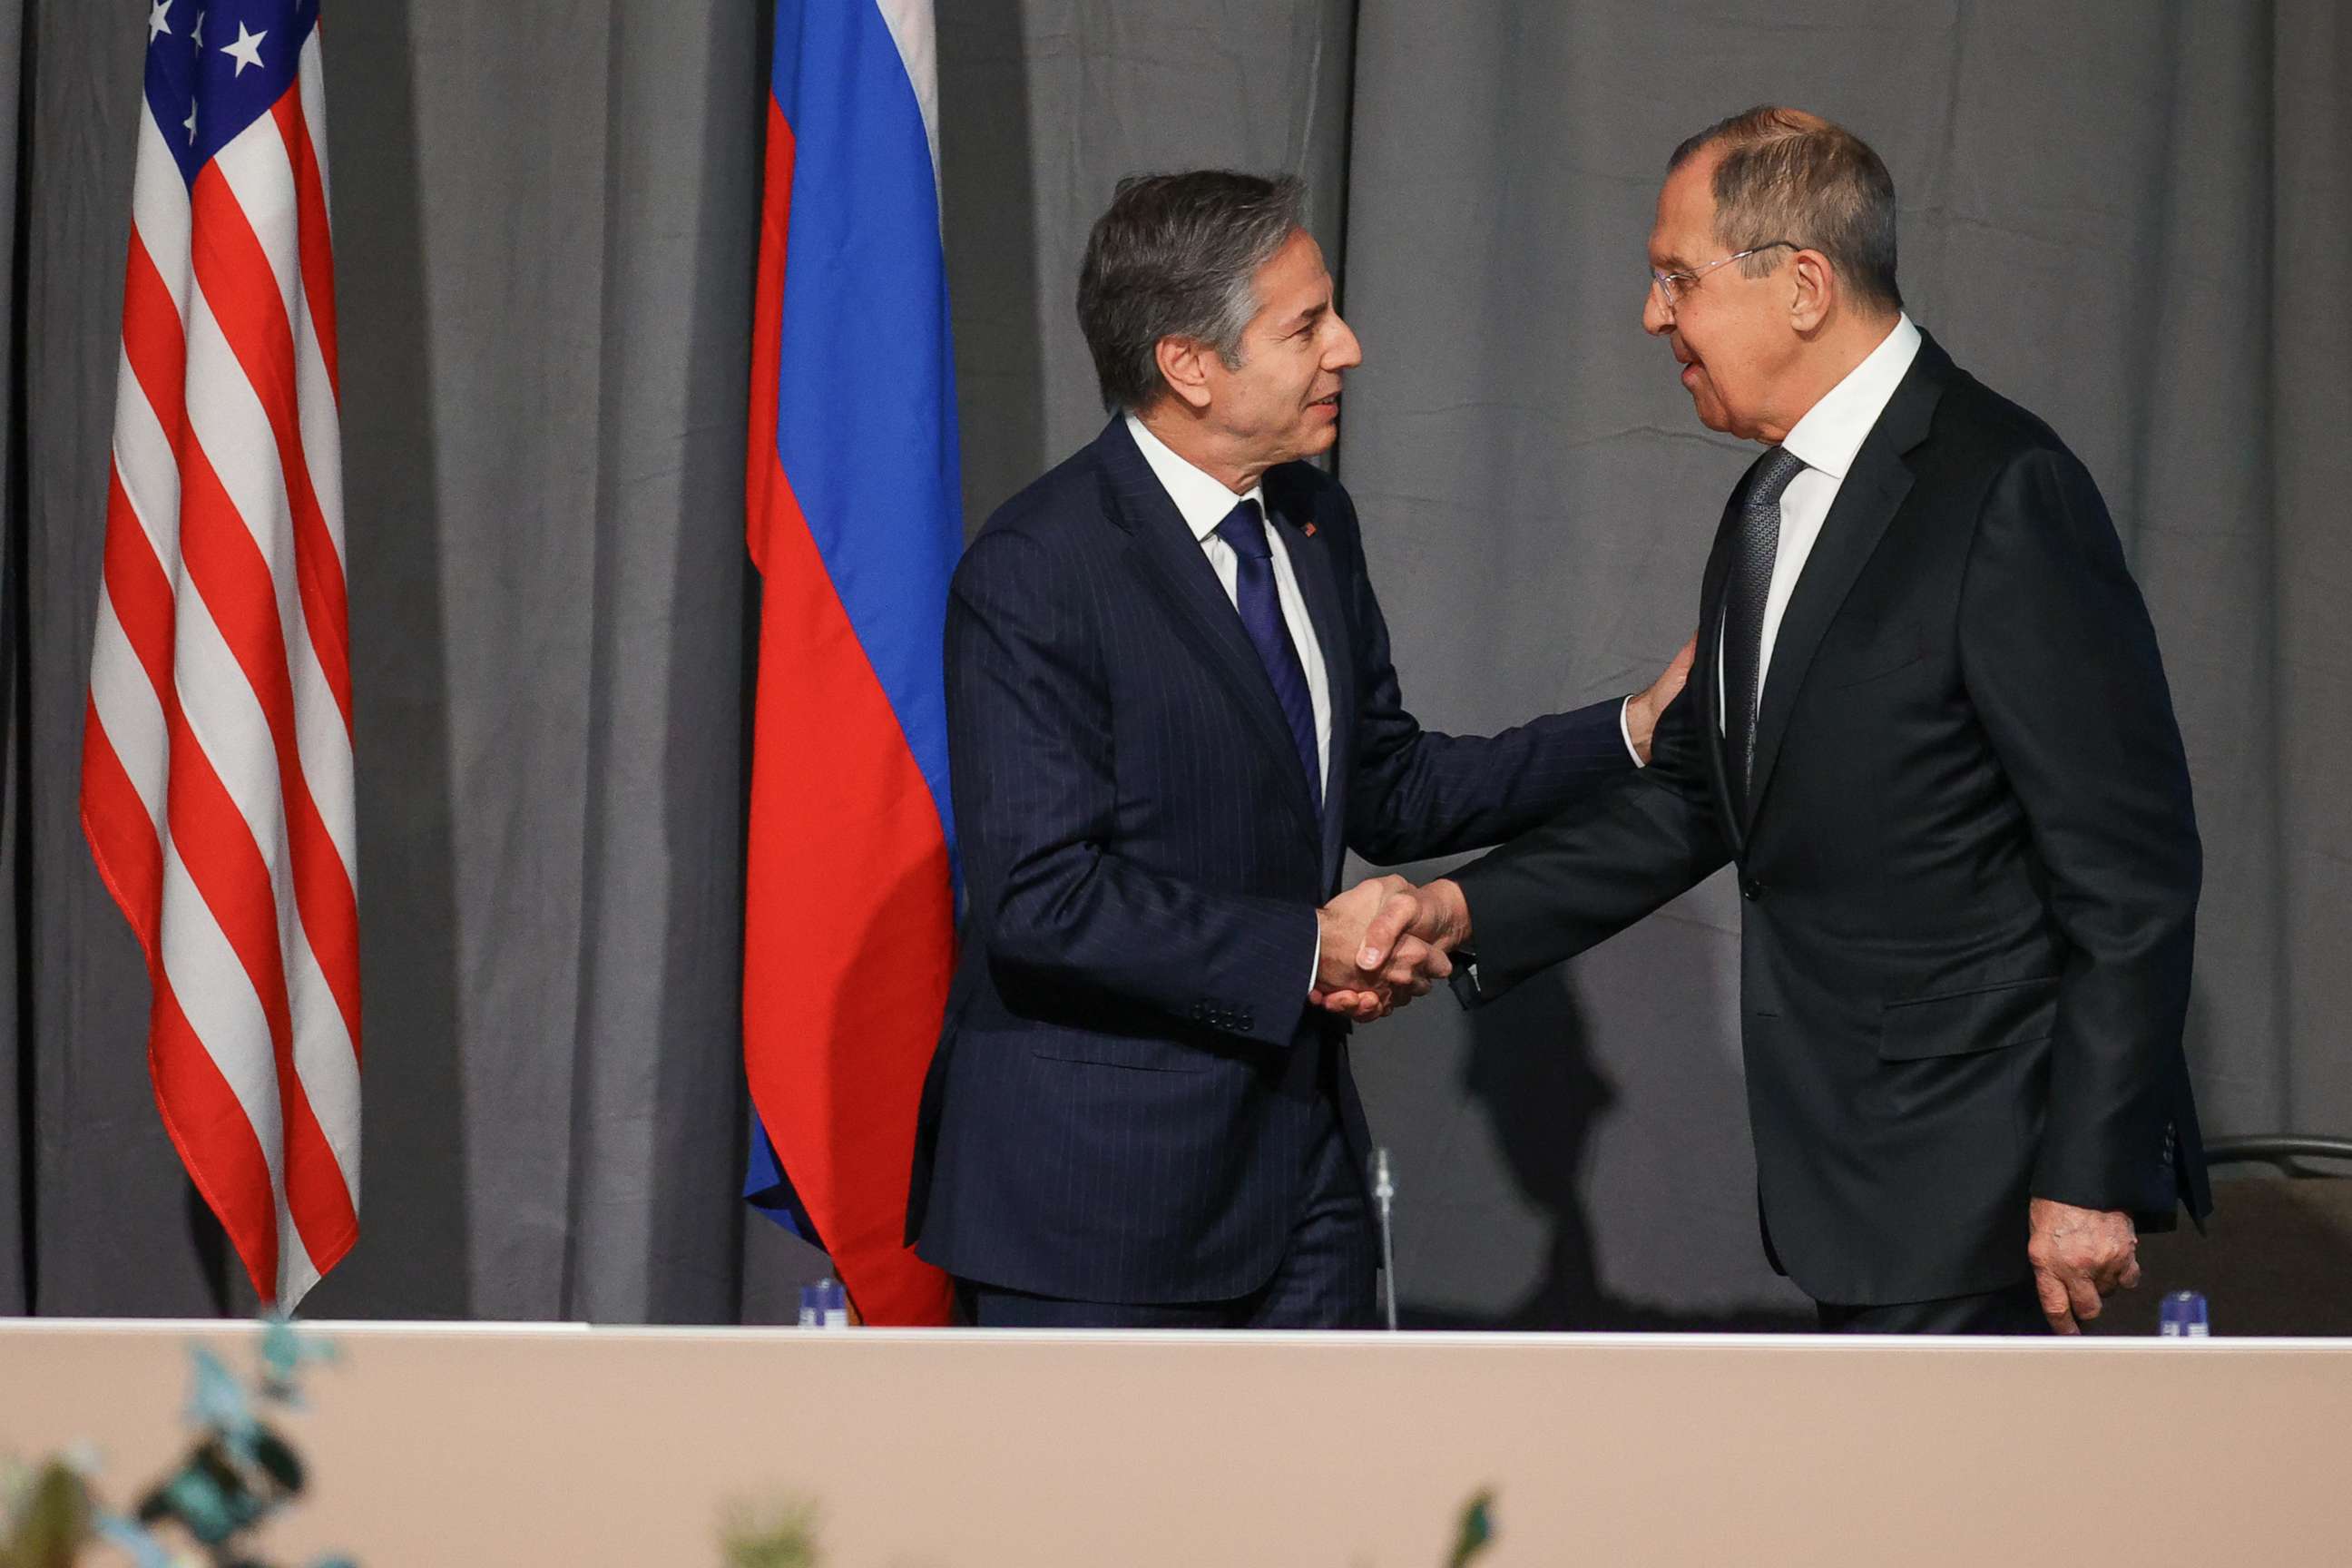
[1239,1012,1254,1031]
[1740,877,1765,901]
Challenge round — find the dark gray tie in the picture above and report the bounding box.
[1721,446,1808,802]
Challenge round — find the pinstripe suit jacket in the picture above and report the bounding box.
[906,417,1633,1305]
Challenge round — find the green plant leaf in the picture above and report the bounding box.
[719,1495,820,1568]
[1446,1487,1496,1568]
[0,1462,93,1568]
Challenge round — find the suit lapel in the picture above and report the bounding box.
[1097,420,1322,845]
[1692,495,1745,857]
[1740,338,1949,835]
[1265,471,1352,888]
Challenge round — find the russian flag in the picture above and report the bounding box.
[741,0,960,1326]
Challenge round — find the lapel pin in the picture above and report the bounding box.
[1302,523,1317,538]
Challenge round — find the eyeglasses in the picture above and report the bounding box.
[1648,241,1796,309]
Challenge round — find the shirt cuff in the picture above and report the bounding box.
[1619,695,1648,769]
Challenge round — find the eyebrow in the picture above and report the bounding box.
[1283,301,1328,332]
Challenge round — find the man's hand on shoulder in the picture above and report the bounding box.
[1622,633,1698,765]
[2028,1197,2141,1334]
[1311,877,1473,1022]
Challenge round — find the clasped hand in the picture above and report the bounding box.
[1309,875,1467,1022]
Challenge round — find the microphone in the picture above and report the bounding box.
[1373,1147,1398,1330]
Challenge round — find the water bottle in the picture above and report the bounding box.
[2157,1289,2210,1337]
[798,1276,849,1328]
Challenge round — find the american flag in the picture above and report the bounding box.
[82,0,358,1308]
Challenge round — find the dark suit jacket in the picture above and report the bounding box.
[908,417,1634,1304]
[1450,331,2210,1307]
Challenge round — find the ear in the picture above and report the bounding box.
[1153,335,1216,412]
[1788,249,1835,334]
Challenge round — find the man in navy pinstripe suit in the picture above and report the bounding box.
[906,172,1692,1328]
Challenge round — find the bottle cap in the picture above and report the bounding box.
[2157,1289,2210,1338]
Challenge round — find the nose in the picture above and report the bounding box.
[1326,310,1364,370]
[1642,280,1672,337]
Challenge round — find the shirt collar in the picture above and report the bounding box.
[1125,414,1266,544]
[1779,313,1922,483]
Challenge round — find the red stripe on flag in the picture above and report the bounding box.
[271,94,339,401]
[80,700,165,958]
[122,230,191,458]
[148,978,286,1297]
[190,164,354,739]
[103,468,179,701]
[743,447,956,1328]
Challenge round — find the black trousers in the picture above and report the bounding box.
[1815,1279,2052,1335]
[958,1105,1377,1330]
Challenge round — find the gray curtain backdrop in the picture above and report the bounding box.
[3,0,2344,1324]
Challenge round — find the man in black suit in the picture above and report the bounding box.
[1352,107,2210,1334]
[908,172,1692,1328]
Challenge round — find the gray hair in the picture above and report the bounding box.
[1670,106,1903,314]
[1077,171,1307,414]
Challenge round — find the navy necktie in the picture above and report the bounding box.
[1721,445,1808,803]
[1213,499,1322,812]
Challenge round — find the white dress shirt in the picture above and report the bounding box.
[1126,415,1333,793]
[1720,313,1923,728]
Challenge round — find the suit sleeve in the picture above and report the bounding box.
[947,530,1317,1049]
[1446,671,1732,1004]
[1959,447,2200,1213]
[1338,498,1638,865]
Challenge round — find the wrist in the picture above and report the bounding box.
[1428,878,1473,948]
[1622,691,1656,764]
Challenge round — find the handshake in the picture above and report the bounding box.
[1309,875,1476,1022]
